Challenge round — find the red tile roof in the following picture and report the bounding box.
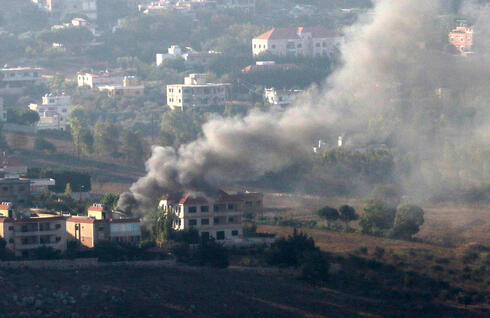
[254,27,338,41]
[0,204,12,210]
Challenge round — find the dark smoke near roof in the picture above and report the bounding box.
[118,0,490,214]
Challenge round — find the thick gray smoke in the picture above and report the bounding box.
[119,0,490,213]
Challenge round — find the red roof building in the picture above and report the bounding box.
[449,26,474,56]
[252,27,342,57]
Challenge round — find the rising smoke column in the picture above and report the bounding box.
[119,0,490,213]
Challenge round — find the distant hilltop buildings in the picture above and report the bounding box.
[156,45,222,67]
[140,0,256,15]
[29,93,72,131]
[252,27,342,58]
[449,24,474,56]
[32,0,98,21]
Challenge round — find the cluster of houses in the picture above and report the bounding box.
[139,0,256,15]
[0,185,264,257]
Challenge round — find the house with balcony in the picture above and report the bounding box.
[29,93,72,131]
[252,27,342,57]
[167,74,231,110]
[159,190,250,241]
[0,67,43,96]
[0,212,67,258]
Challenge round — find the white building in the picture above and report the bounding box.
[29,93,72,131]
[159,191,244,241]
[252,27,342,57]
[156,45,222,66]
[0,97,6,122]
[0,67,43,95]
[34,0,98,20]
[264,88,303,106]
[77,72,124,89]
[167,74,230,110]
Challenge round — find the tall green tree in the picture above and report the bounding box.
[392,204,425,240]
[121,130,145,164]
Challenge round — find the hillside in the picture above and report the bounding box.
[0,264,484,318]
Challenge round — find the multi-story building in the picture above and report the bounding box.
[66,204,141,248]
[159,190,248,241]
[0,67,43,95]
[156,45,222,67]
[0,212,67,257]
[167,74,230,110]
[77,72,124,89]
[0,97,6,122]
[35,0,98,20]
[29,93,72,131]
[264,88,304,106]
[449,25,474,56]
[97,76,145,98]
[0,178,31,206]
[252,27,342,57]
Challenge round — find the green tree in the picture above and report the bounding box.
[316,206,340,228]
[101,193,119,210]
[338,205,359,228]
[121,130,145,164]
[151,209,174,245]
[79,128,94,155]
[64,183,73,198]
[94,121,120,157]
[392,204,425,240]
[160,110,203,145]
[359,201,396,236]
[7,108,40,126]
[34,137,56,153]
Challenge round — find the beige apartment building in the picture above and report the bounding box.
[252,27,342,57]
[98,76,145,98]
[66,204,141,248]
[159,190,263,241]
[0,212,67,257]
[166,74,230,110]
[77,72,124,89]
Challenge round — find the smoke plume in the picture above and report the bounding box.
[119,0,490,213]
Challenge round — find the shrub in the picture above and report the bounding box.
[192,239,229,268]
[357,246,368,255]
[435,257,450,264]
[31,246,62,260]
[266,229,317,267]
[297,250,329,283]
[431,265,444,272]
[391,204,424,240]
[462,249,480,264]
[373,247,385,259]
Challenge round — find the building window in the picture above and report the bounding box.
[188,206,197,213]
[200,205,209,212]
[8,238,14,243]
[55,224,61,229]
[189,219,197,226]
[232,230,238,236]
[271,44,276,49]
[228,217,235,223]
[316,42,321,47]
[3,187,8,192]
[56,237,61,242]
[253,44,256,48]
[213,205,220,212]
[227,204,234,210]
[8,226,13,231]
[297,44,302,48]
[18,186,25,192]
[213,217,220,225]
[216,231,225,240]
[201,218,209,225]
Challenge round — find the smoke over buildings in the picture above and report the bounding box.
[118,0,490,213]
